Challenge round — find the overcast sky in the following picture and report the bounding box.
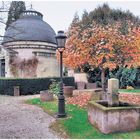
[30,1,140,33]
[1,0,140,35]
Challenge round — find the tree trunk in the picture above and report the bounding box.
[100,67,107,100]
[101,67,106,92]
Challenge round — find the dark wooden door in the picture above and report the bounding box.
[0,59,5,77]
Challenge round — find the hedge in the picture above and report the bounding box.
[0,77,75,96]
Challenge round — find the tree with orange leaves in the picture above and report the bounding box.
[63,20,140,92]
[57,4,140,94]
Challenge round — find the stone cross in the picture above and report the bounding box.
[107,78,119,106]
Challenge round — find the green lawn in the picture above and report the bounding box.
[26,98,140,139]
[119,89,140,93]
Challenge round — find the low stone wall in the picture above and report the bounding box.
[88,101,140,134]
[73,88,103,100]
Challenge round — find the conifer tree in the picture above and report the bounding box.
[5,1,26,30]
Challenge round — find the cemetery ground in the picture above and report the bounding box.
[26,90,140,139]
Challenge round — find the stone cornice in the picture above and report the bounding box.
[3,41,57,48]
[5,46,56,51]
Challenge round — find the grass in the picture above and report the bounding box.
[26,98,140,139]
[26,98,58,116]
[119,89,140,93]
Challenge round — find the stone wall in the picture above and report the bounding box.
[37,56,60,77]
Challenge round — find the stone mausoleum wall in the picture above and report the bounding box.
[3,41,60,78]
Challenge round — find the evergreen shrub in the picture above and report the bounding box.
[0,77,75,96]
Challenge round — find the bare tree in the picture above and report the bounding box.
[5,1,26,30]
[0,1,10,43]
[0,1,28,43]
[0,1,33,43]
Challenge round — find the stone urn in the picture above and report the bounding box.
[40,90,53,102]
[63,86,75,98]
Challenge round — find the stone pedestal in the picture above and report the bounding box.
[108,78,119,93]
[14,86,20,96]
[107,78,119,106]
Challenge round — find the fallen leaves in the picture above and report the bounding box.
[66,93,140,108]
[119,93,140,105]
[66,94,91,108]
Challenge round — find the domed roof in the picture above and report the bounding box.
[2,10,56,44]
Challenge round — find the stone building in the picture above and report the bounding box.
[0,9,59,78]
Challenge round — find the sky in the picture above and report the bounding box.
[0,0,140,35]
[30,1,140,33]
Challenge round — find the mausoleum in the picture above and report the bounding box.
[0,9,59,77]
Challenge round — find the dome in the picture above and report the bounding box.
[2,10,56,44]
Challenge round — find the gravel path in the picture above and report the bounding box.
[0,95,61,139]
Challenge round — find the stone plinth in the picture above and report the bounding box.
[107,78,119,106]
[14,86,20,96]
[88,101,140,134]
[73,89,103,100]
[108,78,119,93]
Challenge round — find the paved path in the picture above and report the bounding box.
[0,95,61,139]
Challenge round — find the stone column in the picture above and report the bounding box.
[107,78,119,106]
